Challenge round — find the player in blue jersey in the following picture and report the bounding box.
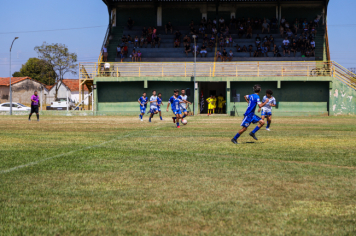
[178,89,192,119]
[231,84,270,144]
[138,92,148,121]
[149,90,159,122]
[157,92,163,120]
[258,89,276,131]
[166,89,182,128]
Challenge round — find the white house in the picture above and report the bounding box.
[46,79,89,105]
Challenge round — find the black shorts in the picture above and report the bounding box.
[31,105,39,114]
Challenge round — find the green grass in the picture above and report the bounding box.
[0,115,356,235]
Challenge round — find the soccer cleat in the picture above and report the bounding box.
[231,138,239,144]
[28,119,31,121]
[249,132,258,140]
[172,117,176,123]
[149,119,151,122]
[140,119,143,121]
[266,128,271,131]
[37,119,39,122]
[177,126,181,128]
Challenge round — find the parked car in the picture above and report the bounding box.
[50,98,75,110]
[0,102,31,111]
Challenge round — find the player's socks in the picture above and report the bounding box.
[266,121,270,129]
[139,115,142,119]
[29,114,32,120]
[233,133,240,140]
[182,114,186,118]
[160,116,162,120]
[251,126,260,134]
[176,122,179,127]
[172,117,176,123]
[36,114,39,121]
[149,117,151,122]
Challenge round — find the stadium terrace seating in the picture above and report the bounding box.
[106,21,324,62]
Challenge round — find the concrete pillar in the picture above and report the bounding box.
[157,6,162,26]
[276,6,278,19]
[94,83,98,113]
[144,80,148,89]
[230,13,235,19]
[226,80,230,115]
[194,82,199,115]
[202,13,207,20]
[112,8,116,27]
[279,6,282,21]
[277,80,281,89]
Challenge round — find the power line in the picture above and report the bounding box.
[0,25,107,35]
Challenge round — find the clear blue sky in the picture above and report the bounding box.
[0,0,355,78]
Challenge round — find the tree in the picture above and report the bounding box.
[12,58,56,85]
[34,42,78,98]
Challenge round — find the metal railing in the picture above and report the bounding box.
[80,61,334,78]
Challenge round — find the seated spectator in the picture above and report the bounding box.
[246,26,253,39]
[134,35,139,48]
[165,21,173,34]
[201,17,207,27]
[198,25,205,37]
[219,17,225,28]
[223,26,229,36]
[137,50,142,62]
[230,16,237,29]
[131,49,137,62]
[310,25,317,36]
[225,37,230,47]
[152,36,161,48]
[102,45,108,62]
[175,30,182,41]
[200,44,208,57]
[222,49,228,62]
[300,43,306,56]
[216,50,222,61]
[183,35,190,47]
[228,50,233,61]
[285,21,290,30]
[208,39,214,51]
[146,34,152,47]
[184,44,191,56]
[152,27,157,38]
[142,27,148,37]
[236,45,242,52]
[310,39,316,50]
[262,20,270,33]
[116,44,121,57]
[293,19,300,34]
[279,25,285,37]
[213,18,217,27]
[242,45,247,52]
[302,20,309,33]
[140,35,146,48]
[122,35,128,45]
[314,16,320,27]
[269,35,275,45]
[207,19,212,30]
[192,44,199,57]
[147,27,153,35]
[219,37,224,51]
[271,17,277,29]
[254,44,262,57]
[248,45,253,57]
[190,25,196,35]
[127,17,134,30]
[280,16,286,27]
[261,43,268,57]
[286,29,294,39]
[212,26,218,35]
[283,37,291,56]
[203,34,209,44]
[228,35,233,47]
[273,45,280,57]
[291,40,298,57]
[120,49,125,62]
[255,34,261,47]
[238,24,245,38]
[174,38,180,48]
[127,35,133,44]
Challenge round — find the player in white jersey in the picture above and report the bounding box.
[178,89,192,119]
[258,89,276,131]
[149,90,159,122]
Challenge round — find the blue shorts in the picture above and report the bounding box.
[172,109,182,115]
[241,114,261,128]
[140,107,146,114]
[261,110,272,117]
[180,108,187,113]
[157,106,161,112]
[150,108,158,114]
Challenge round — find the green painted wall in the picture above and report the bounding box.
[116,7,156,26]
[235,6,276,19]
[162,7,202,26]
[330,79,356,115]
[281,6,323,23]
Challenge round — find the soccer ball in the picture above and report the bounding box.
[182,119,188,125]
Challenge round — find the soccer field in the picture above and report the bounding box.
[0,115,355,235]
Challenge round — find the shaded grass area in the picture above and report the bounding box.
[0,115,356,235]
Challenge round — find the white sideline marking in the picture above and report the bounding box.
[0,132,139,174]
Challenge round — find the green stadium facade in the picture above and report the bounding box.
[78,0,356,116]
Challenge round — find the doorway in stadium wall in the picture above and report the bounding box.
[199,82,227,114]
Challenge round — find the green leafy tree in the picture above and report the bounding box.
[34,42,78,98]
[12,58,56,85]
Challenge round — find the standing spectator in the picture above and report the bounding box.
[116,44,121,58]
[131,49,137,62]
[271,17,277,29]
[238,24,245,38]
[165,22,173,34]
[102,45,108,62]
[142,27,148,37]
[228,50,233,61]
[280,16,286,27]
[262,20,270,33]
[219,17,226,27]
[184,44,191,56]
[246,25,253,39]
[283,37,291,56]
[200,44,207,57]
[293,19,300,34]
[127,17,134,30]
[222,49,228,62]
[140,35,146,48]
[137,50,142,62]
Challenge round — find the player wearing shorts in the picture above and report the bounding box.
[178,89,192,119]
[217,94,225,114]
[138,92,148,121]
[166,89,182,128]
[157,92,163,120]
[206,94,214,116]
[231,84,269,144]
[149,90,159,122]
[29,91,40,121]
[258,89,276,131]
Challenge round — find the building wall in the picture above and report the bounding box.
[0,80,45,105]
[329,79,356,116]
[0,86,10,103]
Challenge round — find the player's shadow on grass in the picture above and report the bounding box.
[242,142,265,144]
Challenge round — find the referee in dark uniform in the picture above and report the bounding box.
[29,91,40,121]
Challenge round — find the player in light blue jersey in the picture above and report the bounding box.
[178,89,192,119]
[231,84,269,144]
[166,89,182,128]
[258,89,276,131]
[138,92,148,121]
[157,92,163,120]
[149,90,159,122]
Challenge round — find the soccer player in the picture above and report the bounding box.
[29,91,40,121]
[231,84,269,144]
[212,95,217,114]
[217,94,226,114]
[166,89,182,128]
[258,89,276,131]
[138,92,148,121]
[157,92,164,120]
[149,90,159,122]
[206,94,214,116]
[178,89,192,120]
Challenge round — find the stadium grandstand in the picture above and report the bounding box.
[78,0,356,116]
